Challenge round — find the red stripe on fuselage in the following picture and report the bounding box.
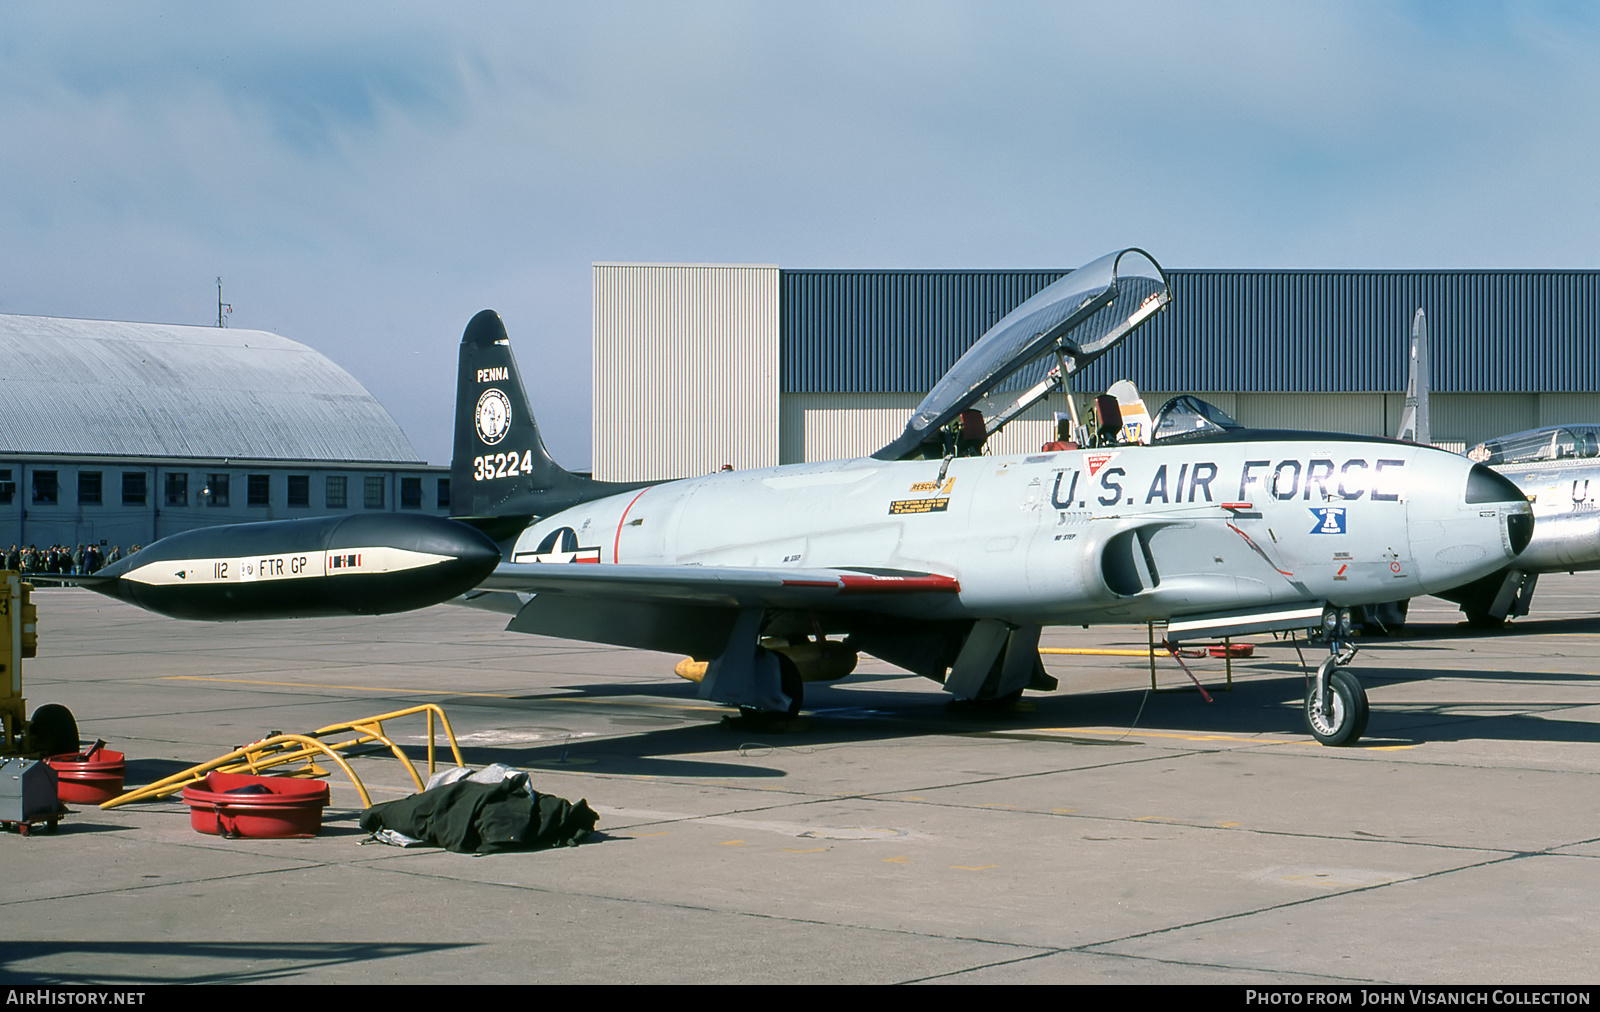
[613,487,652,563]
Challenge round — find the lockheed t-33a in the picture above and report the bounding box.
[84,250,1532,747]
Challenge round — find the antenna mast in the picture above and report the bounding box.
[216,277,232,328]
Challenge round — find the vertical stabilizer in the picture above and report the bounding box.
[1396,308,1431,445]
[450,310,649,524]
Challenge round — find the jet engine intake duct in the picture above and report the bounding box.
[1465,464,1534,556]
[1506,511,1534,557]
[1465,464,1525,505]
[1100,527,1161,597]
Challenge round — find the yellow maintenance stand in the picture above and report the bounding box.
[0,570,78,758]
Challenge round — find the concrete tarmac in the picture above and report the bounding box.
[3,577,1598,985]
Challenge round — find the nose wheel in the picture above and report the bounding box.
[1305,660,1369,746]
[1304,609,1369,746]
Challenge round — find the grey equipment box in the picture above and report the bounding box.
[0,756,59,824]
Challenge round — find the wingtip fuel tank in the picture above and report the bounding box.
[86,514,502,620]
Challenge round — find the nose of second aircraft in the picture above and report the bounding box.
[1466,463,1534,555]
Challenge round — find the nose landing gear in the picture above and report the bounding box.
[1304,609,1370,746]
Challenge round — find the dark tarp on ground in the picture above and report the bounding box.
[359,778,597,854]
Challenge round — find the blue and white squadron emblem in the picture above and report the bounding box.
[1309,507,1347,534]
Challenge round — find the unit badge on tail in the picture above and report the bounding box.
[475,388,512,445]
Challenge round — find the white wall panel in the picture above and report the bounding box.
[593,264,780,481]
[1233,393,1392,437]
[1537,393,1600,429]
[1427,394,1537,448]
[779,393,917,463]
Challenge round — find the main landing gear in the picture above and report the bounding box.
[1304,608,1369,747]
[735,654,804,727]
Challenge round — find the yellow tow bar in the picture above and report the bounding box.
[101,703,465,810]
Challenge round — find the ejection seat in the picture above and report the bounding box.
[954,409,987,457]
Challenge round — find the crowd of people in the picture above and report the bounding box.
[4,543,133,576]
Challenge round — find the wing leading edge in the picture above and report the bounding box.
[479,562,960,610]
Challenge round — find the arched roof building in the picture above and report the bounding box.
[1,314,446,552]
[0,315,420,462]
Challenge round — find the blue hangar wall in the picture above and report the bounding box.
[773,268,1600,467]
[782,268,1600,396]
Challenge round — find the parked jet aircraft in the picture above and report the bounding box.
[72,250,1532,747]
[1450,425,1600,624]
[1387,309,1599,627]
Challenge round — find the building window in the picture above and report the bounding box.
[325,475,347,509]
[287,475,310,508]
[247,474,270,507]
[364,476,385,510]
[122,472,147,506]
[0,469,14,505]
[437,477,450,510]
[400,476,422,509]
[204,474,230,507]
[78,471,103,505]
[33,471,59,505]
[165,473,188,507]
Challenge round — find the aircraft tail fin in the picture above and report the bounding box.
[450,310,647,529]
[1395,308,1431,444]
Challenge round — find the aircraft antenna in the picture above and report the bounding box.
[216,277,232,328]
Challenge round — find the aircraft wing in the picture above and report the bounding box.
[479,562,964,658]
[478,562,960,610]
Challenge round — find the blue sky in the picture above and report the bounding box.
[4,2,1599,466]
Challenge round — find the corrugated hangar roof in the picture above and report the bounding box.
[0,314,422,462]
[781,269,1600,394]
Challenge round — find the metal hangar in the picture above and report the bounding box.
[591,264,1600,481]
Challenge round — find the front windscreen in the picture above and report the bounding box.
[1151,395,1244,442]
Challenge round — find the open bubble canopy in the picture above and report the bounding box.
[872,249,1170,461]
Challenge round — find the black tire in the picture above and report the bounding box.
[1304,669,1369,746]
[28,703,79,758]
[1464,609,1505,630]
